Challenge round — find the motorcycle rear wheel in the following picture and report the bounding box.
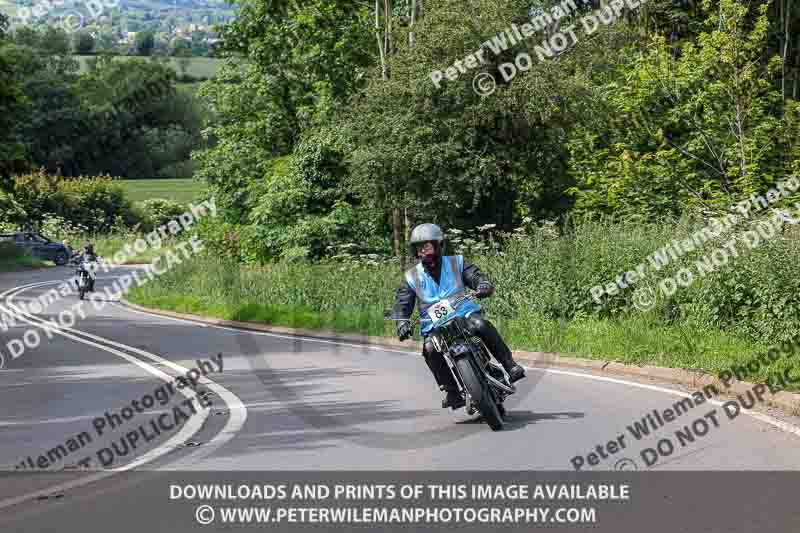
[454,356,504,431]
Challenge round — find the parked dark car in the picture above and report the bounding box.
[0,232,71,266]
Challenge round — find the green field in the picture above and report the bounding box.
[0,0,15,18]
[118,178,207,203]
[76,56,223,79]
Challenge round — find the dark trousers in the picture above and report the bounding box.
[422,313,515,391]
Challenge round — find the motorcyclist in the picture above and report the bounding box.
[72,243,98,292]
[392,223,525,409]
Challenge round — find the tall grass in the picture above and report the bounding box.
[128,212,800,378]
[478,215,800,346]
[130,258,399,337]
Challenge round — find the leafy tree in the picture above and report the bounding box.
[95,31,118,52]
[74,32,95,54]
[189,0,800,264]
[4,40,84,175]
[0,189,26,223]
[135,31,155,56]
[72,59,203,177]
[13,26,41,48]
[342,0,588,249]
[194,0,377,232]
[0,15,29,181]
[567,0,800,219]
[217,0,375,140]
[172,38,190,57]
[38,26,71,56]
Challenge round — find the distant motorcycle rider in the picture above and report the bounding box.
[72,243,98,292]
[391,223,525,409]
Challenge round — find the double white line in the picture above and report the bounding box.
[0,276,247,510]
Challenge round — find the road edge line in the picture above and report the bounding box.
[119,298,800,418]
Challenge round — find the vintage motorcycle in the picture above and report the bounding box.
[388,293,516,431]
[72,259,97,300]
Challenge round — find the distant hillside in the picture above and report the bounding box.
[6,0,237,34]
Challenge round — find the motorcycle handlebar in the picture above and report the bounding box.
[383,292,478,325]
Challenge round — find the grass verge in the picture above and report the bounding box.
[127,255,782,386]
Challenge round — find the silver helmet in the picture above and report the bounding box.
[408,223,444,256]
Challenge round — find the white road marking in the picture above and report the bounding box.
[113,281,800,440]
[3,266,800,503]
[539,367,800,438]
[0,279,247,508]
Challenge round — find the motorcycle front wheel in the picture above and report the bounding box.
[454,356,503,431]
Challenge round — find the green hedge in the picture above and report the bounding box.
[11,171,140,232]
[0,241,46,271]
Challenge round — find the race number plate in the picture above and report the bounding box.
[427,299,455,323]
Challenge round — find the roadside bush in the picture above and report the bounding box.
[137,198,187,230]
[10,171,142,232]
[0,241,23,260]
[0,189,26,224]
[194,215,243,262]
[0,240,43,270]
[132,214,800,348]
[36,213,91,242]
[480,215,800,346]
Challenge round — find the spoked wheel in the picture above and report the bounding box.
[454,357,504,431]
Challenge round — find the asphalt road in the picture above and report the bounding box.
[1,266,800,532]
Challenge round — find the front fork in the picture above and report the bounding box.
[440,350,468,400]
[431,334,472,405]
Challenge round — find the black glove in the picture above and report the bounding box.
[397,320,413,341]
[474,282,494,299]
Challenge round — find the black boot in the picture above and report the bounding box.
[442,388,465,409]
[508,365,525,383]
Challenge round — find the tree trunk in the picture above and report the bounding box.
[392,206,403,262]
[781,0,787,102]
[795,33,800,99]
[402,202,412,269]
[384,0,392,61]
[409,0,417,48]
[375,0,388,80]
